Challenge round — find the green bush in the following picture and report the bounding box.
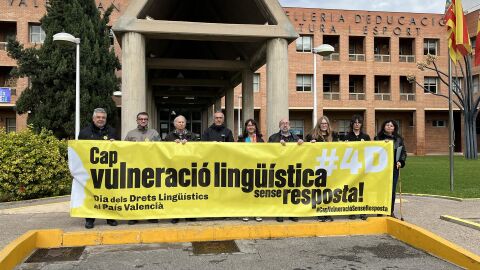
[0,127,71,201]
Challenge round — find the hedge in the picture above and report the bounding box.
[0,127,71,201]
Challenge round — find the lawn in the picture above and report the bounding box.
[400,156,480,198]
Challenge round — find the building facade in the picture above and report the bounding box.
[1,1,479,155]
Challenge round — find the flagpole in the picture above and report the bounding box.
[448,59,454,192]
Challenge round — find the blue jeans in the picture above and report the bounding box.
[391,168,399,215]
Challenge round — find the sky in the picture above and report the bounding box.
[278,0,480,14]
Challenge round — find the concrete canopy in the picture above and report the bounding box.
[113,0,298,110]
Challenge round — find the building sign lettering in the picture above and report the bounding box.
[285,10,445,36]
[7,0,120,12]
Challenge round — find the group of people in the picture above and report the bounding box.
[78,108,406,229]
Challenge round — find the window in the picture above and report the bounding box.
[453,77,463,93]
[253,73,260,92]
[424,77,438,94]
[296,35,312,52]
[290,120,304,139]
[424,39,438,55]
[29,24,45,43]
[395,120,402,135]
[323,80,331,92]
[432,120,446,127]
[337,120,349,136]
[6,118,16,133]
[349,80,355,93]
[474,75,479,93]
[296,74,312,92]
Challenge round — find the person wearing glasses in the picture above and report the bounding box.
[268,117,303,222]
[124,112,160,225]
[306,116,338,222]
[124,112,160,142]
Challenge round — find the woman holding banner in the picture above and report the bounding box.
[344,114,370,220]
[238,119,264,222]
[374,120,407,218]
[306,116,338,222]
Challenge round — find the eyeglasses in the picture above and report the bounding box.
[138,118,149,121]
[320,122,328,125]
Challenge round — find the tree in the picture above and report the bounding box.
[7,0,120,139]
[407,54,480,159]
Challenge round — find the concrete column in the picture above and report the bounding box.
[225,87,235,132]
[121,32,146,137]
[415,108,425,155]
[266,38,289,136]
[242,69,254,122]
[214,98,222,113]
[201,109,208,134]
[207,105,214,126]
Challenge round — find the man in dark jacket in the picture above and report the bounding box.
[268,118,304,145]
[268,117,303,222]
[202,111,234,142]
[165,115,199,224]
[78,108,119,229]
[165,115,200,142]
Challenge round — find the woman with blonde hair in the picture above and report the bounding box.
[306,116,339,142]
[306,116,338,222]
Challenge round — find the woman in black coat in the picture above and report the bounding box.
[374,120,407,218]
[344,114,370,142]
[344,114,370,220]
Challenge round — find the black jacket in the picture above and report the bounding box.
[202,124,234,142]
[305,132,340,142]
[237,134,265,142]
[344,131,371,142]
[268,131,300,142]
[78,123,119,140]
[164,129,200,142]
[374,132,407,168]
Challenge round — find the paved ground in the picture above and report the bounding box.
[1,195,479,269]
[15,236,461,270]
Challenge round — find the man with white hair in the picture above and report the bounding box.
[165,114,199,224]
[164,115,200,143]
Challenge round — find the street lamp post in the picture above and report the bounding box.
[312,44,334,126]
[53,32,81,139]
[237,95,242,136]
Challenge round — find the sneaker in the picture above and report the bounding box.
[128,220,138,225]
[255,217,263,222]
[85,220,94,229]
[348,215,356,220]
[289,217,299,222]
[107,219,118,226]
[276,217,284,222]
[186,218,197,222]
[147,219,159,223]
[242,217,249,222]
[171,219,179,224]
[360,214,367,220]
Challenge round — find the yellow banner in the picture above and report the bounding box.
[68,141,393,219]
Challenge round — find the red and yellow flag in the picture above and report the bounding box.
[475,12,480,66]
[445,0,471,62]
